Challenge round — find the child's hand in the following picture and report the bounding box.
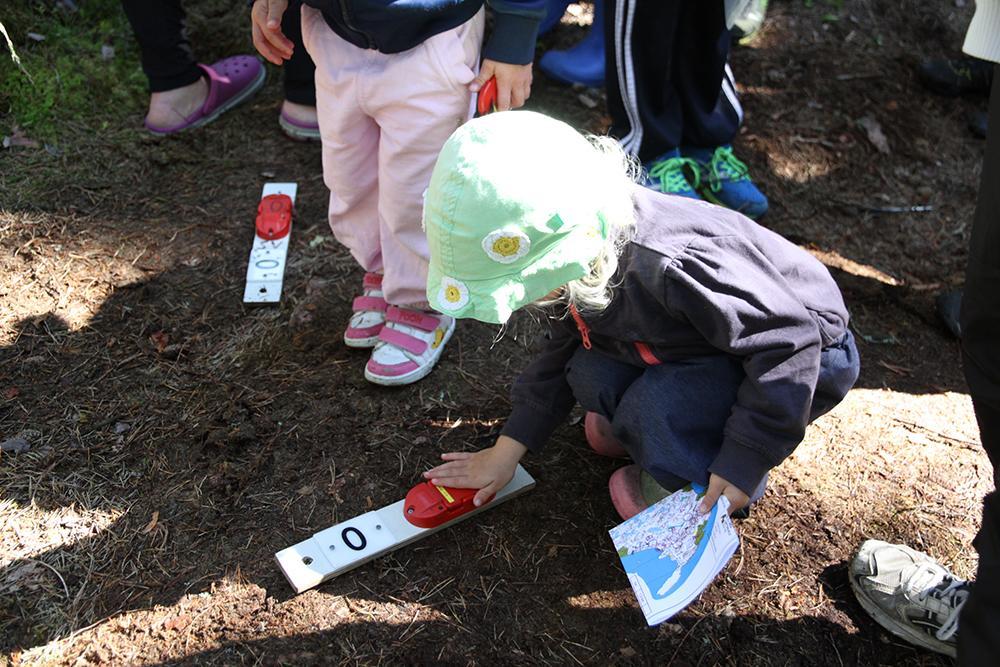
[697,473,750,516]
[251,0,293,65]
[470,60,532,111]
[423,435,528,507]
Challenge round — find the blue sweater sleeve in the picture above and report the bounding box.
[484,0,545,64]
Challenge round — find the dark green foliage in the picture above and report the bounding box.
[1,1,149,139]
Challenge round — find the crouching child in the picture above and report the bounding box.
[421,111,860,519]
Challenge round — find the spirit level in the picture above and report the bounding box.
[243,182,296,304]
[275,465,535,593]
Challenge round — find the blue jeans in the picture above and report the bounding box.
[565,330,860,497]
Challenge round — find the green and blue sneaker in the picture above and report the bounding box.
[918,56,993,97]
[643,148,701,200]
[684,145,769,219]
[731,0,768,43]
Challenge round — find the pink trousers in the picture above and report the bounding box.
[301,7,484,307]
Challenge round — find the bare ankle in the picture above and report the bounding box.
[147,77,208,126]
[281,100,318,124]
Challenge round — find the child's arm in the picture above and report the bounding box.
[474,0,546,110]
[424,435,528,507]
[251,0,294,65]
[500,319,580,451]
[424,318,579,504]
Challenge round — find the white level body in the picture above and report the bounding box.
[275,465,536,594]
[243,182,297,304]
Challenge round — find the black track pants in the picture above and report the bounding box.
[958,64,1000,666]
[603,0,742,162]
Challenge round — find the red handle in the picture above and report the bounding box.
[476,76,498,117]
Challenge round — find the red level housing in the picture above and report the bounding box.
[403,480,486,528]
[255,193,293,240]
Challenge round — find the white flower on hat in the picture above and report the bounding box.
[437,276,470,311]
[482,229,530,264]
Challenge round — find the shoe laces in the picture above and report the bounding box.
[648,156,699,194]
[910,566,969,642]
[951,62,973,83]
[706,146,750,192]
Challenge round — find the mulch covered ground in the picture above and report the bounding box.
[1,1,993,664]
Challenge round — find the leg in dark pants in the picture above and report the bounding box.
[282,0,316,107]
[564,349,644,422]
[958,63,1000,666]
[121,0,200,93]
[122,0,316,104]
[566,348,746,492]
[672,4,742,149]
[611,355,744,489]
[603,0,740,162]
[567,334,858,496]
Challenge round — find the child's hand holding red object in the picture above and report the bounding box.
[424,435,528,507]
[470,60,532,111]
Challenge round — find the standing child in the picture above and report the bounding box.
[251,0,543,385]
[421,111,859,518]
[607,0,769,218]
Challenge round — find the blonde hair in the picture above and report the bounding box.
[540,134,640,314]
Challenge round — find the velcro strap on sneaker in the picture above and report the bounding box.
[386,306,439,332]
[352,295,387,313]
[378,326,427,356]
[363,272,383,290]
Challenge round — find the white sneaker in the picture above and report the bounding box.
[364,306,454,386]
[850,539,970,657]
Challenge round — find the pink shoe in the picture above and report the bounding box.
[608,465,676,521]
[365,307,455,386]
[344,273,387,348]
[608,465,648,521]
[144,56,265,136]
[584,412,628,458]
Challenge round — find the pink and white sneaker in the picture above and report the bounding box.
[344,273,387,348]
[365,306,455,386]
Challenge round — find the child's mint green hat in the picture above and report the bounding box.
[424,111,609,325]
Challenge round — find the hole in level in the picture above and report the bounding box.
[328,544,336,551]
[259,287,267,293]
[302,556,313,565]
[406,507,414,514]
[375,524,382,530]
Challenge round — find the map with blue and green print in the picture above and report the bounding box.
[609,484,740,626]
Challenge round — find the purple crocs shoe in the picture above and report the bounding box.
[145,55,265,136]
